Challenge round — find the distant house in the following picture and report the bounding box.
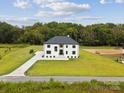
[42,36,79,60]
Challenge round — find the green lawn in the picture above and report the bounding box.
[0,44,41,75]
[27,47,124,76]
[0,44,123,76]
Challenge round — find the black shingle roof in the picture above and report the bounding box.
[44,36,79,45]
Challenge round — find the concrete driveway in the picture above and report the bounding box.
[4,51,44,76]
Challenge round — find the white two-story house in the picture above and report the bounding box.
[42,36,79,60]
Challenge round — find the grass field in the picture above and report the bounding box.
[0,44,123,76]
[0,80,123,93]
[27,47,124,76]
[102,54,124,62]
[0,44,41,75]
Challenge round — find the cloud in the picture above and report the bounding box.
[34,1,91,18]
[65,16,103,21]
[100,0,124,4]
[76,16,103,20]
[0,16,38,26]
[33,0,63,5]
[100,0,112,4]
[100,0,107,4]
[11,0,92,25]
[35,11,73,18]
[14,0,30,9]
[115,0,124,3]
[0,16,36,22]
[47,2,90,12]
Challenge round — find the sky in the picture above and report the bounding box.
[0,0,124,26]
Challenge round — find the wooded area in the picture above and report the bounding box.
[0,21,124,46]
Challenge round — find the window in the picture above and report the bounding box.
[66,51,68,54]
[60,44,63,48]
[47,45,50,48]
[53,56,55,58]
[46,51,51,54]
[72,51,76,55]
[66,45,68,48]
[72,45,76,48]
[59,50,64,55]
[67,56,69,58]
[54,46,58,51]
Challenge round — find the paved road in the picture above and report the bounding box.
[0,76,124,82]
[5,51,43,76]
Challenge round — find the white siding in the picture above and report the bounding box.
[44,44,59,58]
[64,45,79,58]
[43,44,79,59]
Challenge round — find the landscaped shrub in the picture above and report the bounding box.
[29,49,34,54]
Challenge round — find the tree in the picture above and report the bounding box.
[0,21,124,46]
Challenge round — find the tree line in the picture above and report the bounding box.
[0,21,124,46]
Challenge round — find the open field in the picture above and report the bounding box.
[81,46,116,49]
[0,80,123,93]
[83,48,124,62]
[0,44,41,75]
[27,47,124,76]
[83,49,122,55]
[0,44,124,76]
[102,54,124,62]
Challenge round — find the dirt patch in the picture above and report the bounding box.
[83,49,123,55]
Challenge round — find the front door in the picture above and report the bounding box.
[59,49,64,55]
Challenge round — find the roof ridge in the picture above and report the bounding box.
[44,36,79,45]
